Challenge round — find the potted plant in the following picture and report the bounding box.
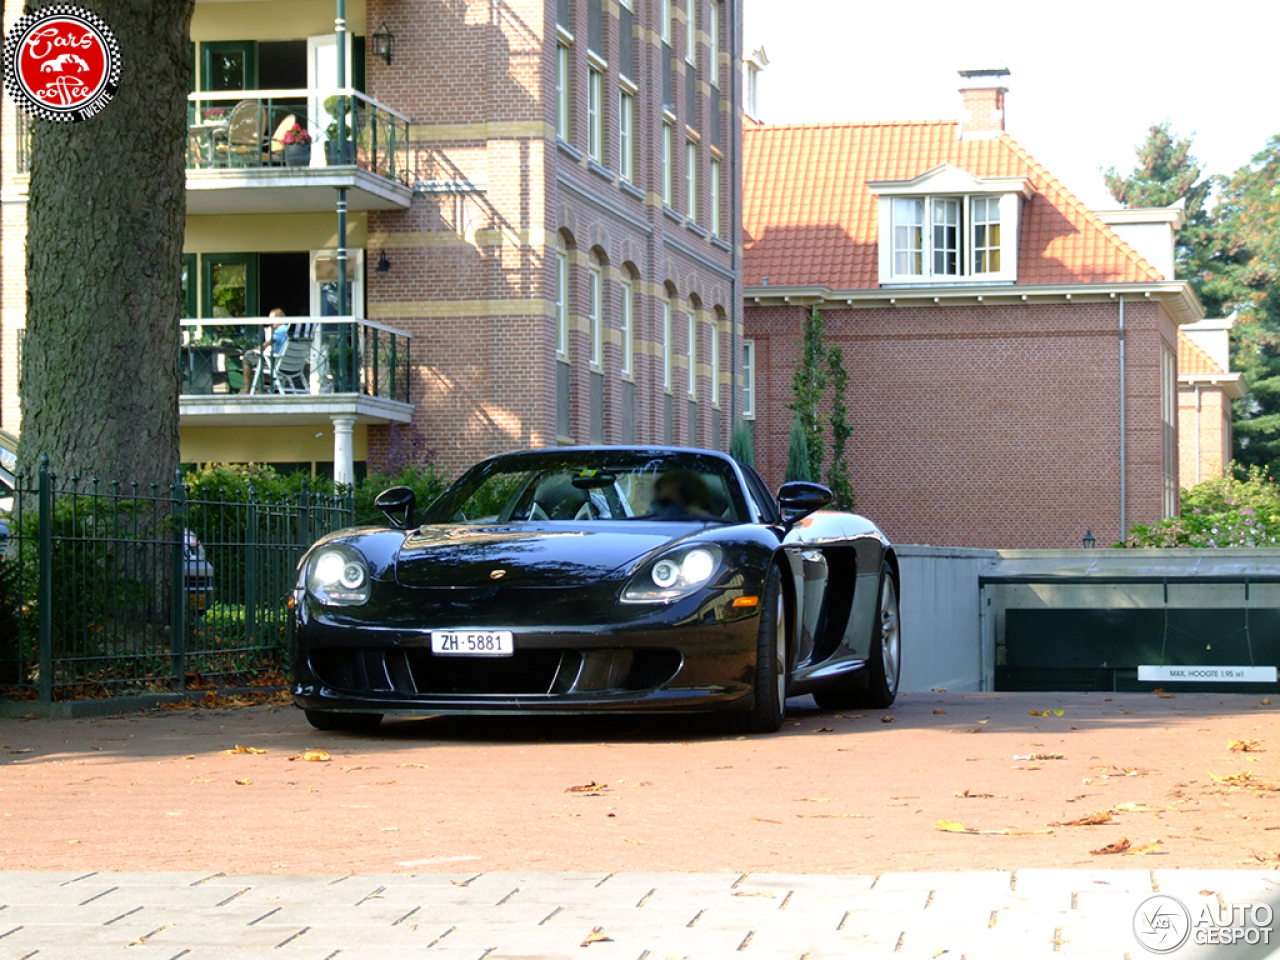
[281,123,312,167]
[323,95,356,165]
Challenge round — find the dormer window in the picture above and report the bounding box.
[871,165,1027,285]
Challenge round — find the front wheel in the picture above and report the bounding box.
[732,564,788,734]
[304,709,383,733]
[814,562,901,710]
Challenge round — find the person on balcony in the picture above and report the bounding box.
[241,308,288,394]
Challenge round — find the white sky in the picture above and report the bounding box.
[744,0,1278,210]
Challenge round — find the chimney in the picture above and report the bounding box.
[958,67,1009,139]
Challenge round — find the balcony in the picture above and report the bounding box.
[13,90,413,213]
[178,315,413,427]
[185,90,413,214]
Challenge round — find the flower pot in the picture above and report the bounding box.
[284,143,311,167]
[325,140,356,165]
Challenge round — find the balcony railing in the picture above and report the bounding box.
[187,89,410,183]
[179,316,411,405]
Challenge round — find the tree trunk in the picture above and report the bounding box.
[19,0,194,487]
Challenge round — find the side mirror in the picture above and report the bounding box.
[777,481,833,526]
[374,486,416,529]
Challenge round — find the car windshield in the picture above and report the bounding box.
[423,452,750,525]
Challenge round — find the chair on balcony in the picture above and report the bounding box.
[266,113,298,166]
[266,334,314,394]
[214,100,268,167]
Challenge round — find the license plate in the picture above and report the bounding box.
[430,630,514,657]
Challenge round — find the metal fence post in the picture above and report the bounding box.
[37,454,52,703]
[170,470,186,689]
[297,478,311,549]
[245,486,258,645]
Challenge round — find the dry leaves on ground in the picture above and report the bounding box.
[1090,838,1131,855]
[935,819,1052,836]
[581,928,612,946]
[1014,753,1064,761]
[566,781,607,794]
[1229,739,1263,752]
[1028,709,1065,717]
[223,745,266,755]
[1052,811,1113,827]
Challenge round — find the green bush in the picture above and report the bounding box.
[785,418,814,483]
[730,421,755,468]
[1123,464,1280,548]
[353,464,448,525]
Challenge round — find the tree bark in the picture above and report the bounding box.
[19,0,194,486]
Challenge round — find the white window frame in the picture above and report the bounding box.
[556,249,568,357]
[685,140,697,221]
[686,310,696,398]
[872,168,1024,285]
[587,67,603,163]
[662,123,674,207]
[619,88,634,182]
[709,318,719,405]
[556,44,570,141]
[661,0,671,43]
[710,157,720,236]
[708,1,719,85]
[620,275,634,376]
[685,0,696,65]
[742,339,755,418]
[662,298,672,390]
[588,260,603,367]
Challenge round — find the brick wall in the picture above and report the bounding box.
[1178,383,1232,488]
[745,297,1177,549]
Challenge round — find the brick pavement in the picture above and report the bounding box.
[3,869,1279,959]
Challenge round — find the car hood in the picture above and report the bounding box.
[394,522,693,588]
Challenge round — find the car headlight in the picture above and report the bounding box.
[307,546,371,605]
[622,545,723,603]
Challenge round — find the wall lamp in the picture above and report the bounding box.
[372,22,394,65]
[376,250,391,274]
[1082,528,1096,548]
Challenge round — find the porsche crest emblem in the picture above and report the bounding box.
[489,569,506,580]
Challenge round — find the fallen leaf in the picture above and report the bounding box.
[949,728,984,734]
[223,745,266,755]
[1211,771,1254,784]
[881,716,895,724]
[567,781,607,793]
[623,838,643,844]
[341,765,372,772]
[302,750,330,762]
[933,709,946,714]
[814,727,834,733]
[796,797,833,803]
[1053,812,1113,827]
[1013,753,1065,761]
[751,817,780,824]
[732,891,774,898]
[935,819,1052,836]
[581,927,612,946]
[398,762,429,768]
[1200,889,1215,896]
[1090,838,1131,855]
[234,779,251,786]
[1263,699,1272,706]
[1229,739,1263,752]
[955,789,999,799]
[1128,840,1165,855]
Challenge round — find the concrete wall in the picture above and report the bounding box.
[895,545,998,693]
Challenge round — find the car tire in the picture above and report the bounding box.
[304,709,383,733]
[813,562,901,711]
[733,564,787,734]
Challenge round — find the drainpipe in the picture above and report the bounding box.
[1119,294,1126,540]
[727,0,739,440]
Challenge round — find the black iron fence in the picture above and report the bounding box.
[0,457,352,701]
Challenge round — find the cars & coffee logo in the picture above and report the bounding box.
[1134,895,1274,952]
[3,4,121,122]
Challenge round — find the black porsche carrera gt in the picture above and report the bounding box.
[290,447,901,734]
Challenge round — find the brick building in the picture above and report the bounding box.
[1,0,745,482]
[741,70,1204,549]
[1177,317,1245,489]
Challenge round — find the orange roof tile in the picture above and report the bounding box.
[1178,330,1223,375]
[742,120,1163,290]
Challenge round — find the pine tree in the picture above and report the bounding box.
[784,418,813,483]
[729,421,755,468]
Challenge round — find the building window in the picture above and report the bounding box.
[556,44,570,141]
[662,123,674,207]
[588,259,603,367]
[685,141,697,221]
[686,311,696,398]
[661,0,671,43]
[663,298,674,390]
[620,275,634,376]
[556,248,568,356]
[888,194,1010,282]
[710,158,720,236]
[742,339,755,417]
[709,318,719,405]
[708,1,719,84]
[1162,343,1178,518]
[619,89,634,182]
[587,68,603,162]
[685,0,696,65]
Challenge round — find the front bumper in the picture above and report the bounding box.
[291,589,761,716]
